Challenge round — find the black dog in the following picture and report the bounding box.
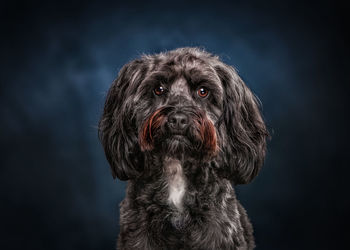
[98,47,268,249]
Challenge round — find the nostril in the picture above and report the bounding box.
[169,117,177,124]
[180,117,188,125]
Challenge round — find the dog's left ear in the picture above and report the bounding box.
[215,63,269,185]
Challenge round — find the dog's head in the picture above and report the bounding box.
[99,48,268,184]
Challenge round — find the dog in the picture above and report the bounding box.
[98,47,268,250]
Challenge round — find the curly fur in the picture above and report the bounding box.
[98,47,269,249]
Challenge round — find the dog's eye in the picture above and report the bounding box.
[154,85,166,96]
[197,87,209,98]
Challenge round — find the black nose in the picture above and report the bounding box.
[168,112,189,130]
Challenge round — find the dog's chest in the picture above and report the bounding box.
[165,158,186,211]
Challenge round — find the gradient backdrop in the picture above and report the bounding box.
[1,0,348,249]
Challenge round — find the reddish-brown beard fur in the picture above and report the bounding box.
[139,108,218,156]
[139,108,167,151]
[194,113,218,156]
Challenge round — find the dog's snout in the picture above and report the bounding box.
[168,112,189,130]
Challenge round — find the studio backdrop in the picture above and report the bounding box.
[0,1,348,249]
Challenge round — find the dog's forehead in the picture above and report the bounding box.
[170,78,190,96]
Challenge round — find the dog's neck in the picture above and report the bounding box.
[135,153,223,211]
[164,157,186,211]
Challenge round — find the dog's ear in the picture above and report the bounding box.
[98,59,147,180]
[215,63,269,185]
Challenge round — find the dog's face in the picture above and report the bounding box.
[99,48,268,184]
[136,63,222,160]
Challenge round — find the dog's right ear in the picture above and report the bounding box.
[98,59,147,180]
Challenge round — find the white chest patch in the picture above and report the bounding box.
[165,158,186,211]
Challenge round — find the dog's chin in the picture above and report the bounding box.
[153,134,193,157]
[171,134,189,143]
[166,135,191,152]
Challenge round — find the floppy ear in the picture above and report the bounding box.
[98,59,147,180]
[215,63,269,185]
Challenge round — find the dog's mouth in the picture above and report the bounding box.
[172,134,185,139]
[170,129,186,137]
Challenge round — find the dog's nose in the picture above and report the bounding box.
[168,112,189,130]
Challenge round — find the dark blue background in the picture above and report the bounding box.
[1,0,348,249]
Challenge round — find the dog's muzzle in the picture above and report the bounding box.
[139,106,218,157]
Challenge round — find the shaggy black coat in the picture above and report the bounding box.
[98,47,268,250]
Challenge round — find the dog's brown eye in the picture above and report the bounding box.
[197,87,209,98]
[154,86,165,96]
